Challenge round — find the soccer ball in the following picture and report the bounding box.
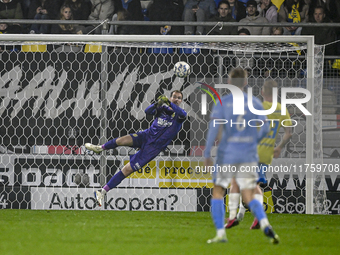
[173,61,190,78]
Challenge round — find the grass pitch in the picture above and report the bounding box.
[0,210,339,255]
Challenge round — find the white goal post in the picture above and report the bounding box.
[0,34,326,214]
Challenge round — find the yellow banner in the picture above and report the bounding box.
[159,181,213,188]
[126,160,157,179]
[159,161,211,180]
[22,44,47,52]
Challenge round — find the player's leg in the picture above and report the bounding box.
[241,188,279,243]
[94,144,160,206]
[207,185,228,243]
[85,135,133,154]
[237,164,279,244]
[95,162,134,206]
[225,178,240,228]
[250,163,267,229]
[237,197,247,222]
[103,135,134,149]
[207,165,231,243]
[237,162,266,222]
[250,185,263,229]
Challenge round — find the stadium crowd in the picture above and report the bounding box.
[0,0,338,36]
[0,0,339,59]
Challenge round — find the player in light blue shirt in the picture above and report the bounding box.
[204,89,267,165]
[204,68,279,244]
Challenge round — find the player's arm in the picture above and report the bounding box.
[204,120,222,167]
[145,103,158,115]
[145,95,170,115]
[169,102,187,119]
[273,126,292,158]
[204,103,223,166]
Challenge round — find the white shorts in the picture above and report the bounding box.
[213,162,258,190]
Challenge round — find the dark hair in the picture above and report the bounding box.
[246,0,257,8]
[227,0,242,9]
[218,0,231,9]
[63,0,83,9]
[229,68,247,87]
[170,90,183,98]
[314,5,325,13]
[237,28,251,35]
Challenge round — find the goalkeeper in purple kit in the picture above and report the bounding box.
[85,90,186,206]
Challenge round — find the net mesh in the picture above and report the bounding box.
[0,37,327,213]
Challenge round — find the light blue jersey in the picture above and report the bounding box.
[204,92,269,165]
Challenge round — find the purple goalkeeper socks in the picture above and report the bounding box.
[105,171,126,190]
[103,138,118,150]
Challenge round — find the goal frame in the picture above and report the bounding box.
[0,34,316,214]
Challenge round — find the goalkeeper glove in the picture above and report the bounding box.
[157,95,170,107]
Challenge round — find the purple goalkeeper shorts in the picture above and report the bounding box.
[129,131,162,171]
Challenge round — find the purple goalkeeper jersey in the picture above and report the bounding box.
[144,102,187,149]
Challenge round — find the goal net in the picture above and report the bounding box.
[0,34,328,214]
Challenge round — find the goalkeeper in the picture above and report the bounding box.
[85,90,186,206]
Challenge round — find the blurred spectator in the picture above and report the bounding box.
[301,6,336,56]
[20,0,31,32]
[87,0,114,34]
[183,0,217,35]
[111,0,144,34]
[237,27,250,34]
[238,0,270,35]
[271,26,283,35]
[0,22,22,33]
[0,0,23,33]
[207,0,237,35]
[28,0,63,34]
[278,0,309,35]
[227,0,246,21]
[21,0,31,18]
[0,23,21,51]
[147,0,184,35]
[307,0,338,22]
[114,0,143,21]
[51,5,84,34]
[63,0,91,21]
[0,0,23,19]
[0,23,8,33]
[215,0,250,6]
[258,0,277,23]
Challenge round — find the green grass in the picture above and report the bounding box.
[0,210,339,255]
